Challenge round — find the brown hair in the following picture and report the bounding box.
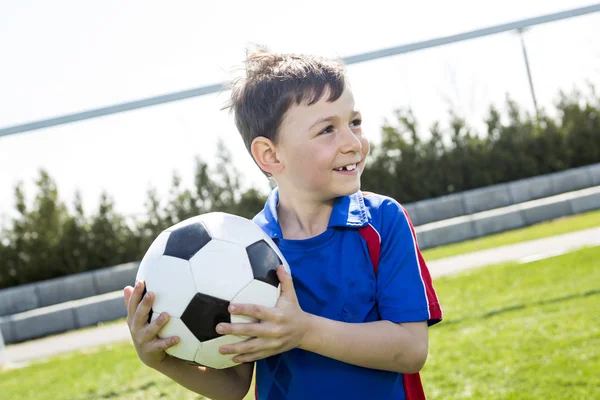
[225,46,346,175]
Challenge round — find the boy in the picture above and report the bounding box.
[124,47,442,400]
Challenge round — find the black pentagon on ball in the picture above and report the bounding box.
[181,293,231,342]
[163,222,212,260]
[246,240,281,288]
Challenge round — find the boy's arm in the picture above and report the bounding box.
[156,358,253,400]
[217,267,429,374]
[300,317,428,374]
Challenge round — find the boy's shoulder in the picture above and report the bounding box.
[360,191,410,226]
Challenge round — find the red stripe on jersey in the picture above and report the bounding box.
[401,206,443,322]
[403,372,426,400]
[358,224,381,275]
[359,219,426,400]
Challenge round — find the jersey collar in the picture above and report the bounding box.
[253,188,369,239]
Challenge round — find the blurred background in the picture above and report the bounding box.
[0,1,599,399]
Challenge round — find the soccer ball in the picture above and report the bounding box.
[135,212,290,369]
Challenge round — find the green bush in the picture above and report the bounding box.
[362,89,600,202]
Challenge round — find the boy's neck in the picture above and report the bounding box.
[276,189,335,240]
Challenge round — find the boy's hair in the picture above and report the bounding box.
[225,46,346,175]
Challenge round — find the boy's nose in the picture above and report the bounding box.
[340,127,362,154]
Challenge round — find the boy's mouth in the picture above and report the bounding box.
[333,163,357,172]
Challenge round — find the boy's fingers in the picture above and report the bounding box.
[229,303,267,320]
[126,281,144,323]
[123,286,133,309]
[217,322,266,338]
[148,336,179,352]
[142,312,169,342]
[133,289,154,329]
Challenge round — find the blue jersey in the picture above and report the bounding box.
[252,189,442,400]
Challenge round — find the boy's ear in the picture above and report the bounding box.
[251,136,283,175]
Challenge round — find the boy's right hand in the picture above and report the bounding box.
[123,280,180,370]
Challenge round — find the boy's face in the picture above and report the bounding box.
[274,86,370,200]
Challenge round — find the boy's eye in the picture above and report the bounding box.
[320,125,335,135]
[351,119,362,127]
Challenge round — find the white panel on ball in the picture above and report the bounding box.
[189,239,254,301]
[151,314,200,362]
[145,256,197,318]
[200,212,265,247]
[195,334,248,369]
[230,280,280,327]
[137,231,171,281]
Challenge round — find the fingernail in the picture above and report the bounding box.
[171,337,179,345]
[135,281,140,288]
[229,305,236,312]
[216,325,224,333]
[220,347,229,354]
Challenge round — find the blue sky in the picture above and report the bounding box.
[0,0,598,223]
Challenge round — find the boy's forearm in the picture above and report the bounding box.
[155,355,251,400]
[299,315,428,374]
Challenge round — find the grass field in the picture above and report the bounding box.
[421,208,600,261]
[1,245,598,399]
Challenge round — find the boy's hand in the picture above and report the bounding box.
[216,266,309,363]
[123,280,180,370]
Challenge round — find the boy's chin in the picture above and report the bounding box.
[334,181,361,197]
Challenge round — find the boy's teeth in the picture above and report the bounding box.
[336,164,357,171]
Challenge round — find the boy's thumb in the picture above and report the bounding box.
[277,265,294,294]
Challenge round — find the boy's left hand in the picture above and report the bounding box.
[216,265,309,363]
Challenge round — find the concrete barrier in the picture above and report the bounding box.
[0,316,15,344]
[0,261,138,318]
[92,262,139,295]
[403,203,421,227]
[551,168,593,195]
[417,219,475,249]
[35,271,97,308]
[415,186,600,250]
[414,193,466,226]
[9,303,78,343]
[472,209,525,237]
[520,197,573,226]
[508,174,555,204]
[463,184,513,215]
[73,291,127,328]
[0,285,38,317]
[588,164,600,186]
[2,291,128,344]
[570,190,600,214]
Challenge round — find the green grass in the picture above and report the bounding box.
[1,246,598,399]
[421,209,600,261]
[422,245,600,399]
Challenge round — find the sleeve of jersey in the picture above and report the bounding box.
[375,200,443,326]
